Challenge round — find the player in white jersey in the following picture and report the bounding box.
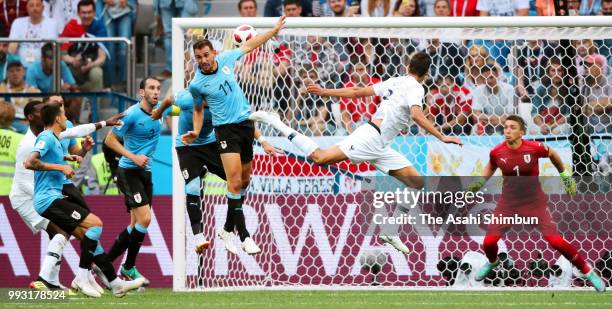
[250,52,462,253]
[9,98,122,290]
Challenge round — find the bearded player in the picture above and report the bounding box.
[469,115,605,292]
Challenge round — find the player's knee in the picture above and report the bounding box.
[241,176,251,189]
[226,175,242,193]
[88,214,103,228]
[138,213,151,227]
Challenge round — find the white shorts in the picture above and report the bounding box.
[336,123,412,174]
[9,193,49,234]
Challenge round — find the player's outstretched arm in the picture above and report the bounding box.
[240,16,286,54]
[24,152,75,178]
[254,128,283,156]
[104,131,149,168]
[410,106,462,146]
[305,80,375,99]
[59,113,125,140]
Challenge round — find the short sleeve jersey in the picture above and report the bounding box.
[32,130,66,213]
[112,103,163,170]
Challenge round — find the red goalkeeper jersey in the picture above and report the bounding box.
[489,140,550,208]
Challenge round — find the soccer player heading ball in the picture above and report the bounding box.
[468,115,605,292]
[250,51,462,253]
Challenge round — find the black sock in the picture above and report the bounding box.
[93,253,118,282]
[224,201,235,233]
[79,236,97,269]
[107,228,130,262]
[186,194,203,235]
[229,197,250,241]
[124,228,145,269]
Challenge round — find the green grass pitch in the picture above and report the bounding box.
[1,288,610,309]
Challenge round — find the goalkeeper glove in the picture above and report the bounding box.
[467,179,486,193]
[560,170,577,196]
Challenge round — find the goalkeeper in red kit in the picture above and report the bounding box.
[469,115,605,292]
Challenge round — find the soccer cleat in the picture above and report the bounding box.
[475,261,499,282]
[380,234,410,254]
[248,110,280,125]
[110,278,146,298]
[121,266,150,287]
[91,265,111,290]
[195,240,211,254]
[218,229,238,255]
[88,270,105,294]
[29,277,62,291]
[585,270,606,292]
[71,277,101,298]
[241,237,261,255]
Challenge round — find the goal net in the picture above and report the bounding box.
[171,17,612,291]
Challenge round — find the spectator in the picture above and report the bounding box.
[8,0,57,68]
[295,36,345,89]
[532,58,570,135]
[419,0,436,16]
[0,42,21,81]
[362,0,397,16]
[471,64,515,135]
[26,42,77,92]
[339,62,381,134]
[535,0,555,16]
[565,0,581,15]
[101,0,136,89]
[296,64,332,136]
[515,40,556,102]
[463,44,496,91]
[393,0,419,16]
[477,0,529,16]
[582,54,611,133]
[449,0,478,16]
[580,0,602,15]
[0,61,40,133]
[574,39,599,79]
[602,0,612,15]
[0,101,23,195]
[273,51,295,126]
[420,1,463,79]
[154,0,200,80]
[284,0,303,16]
[43,0,79,34]
[60,0,108,92]
[322,0,360,16]
[428,75,473,135]
[433,0,450,16]
[238,0,258,16]
[0,0,28,37]
[266,0,313,16]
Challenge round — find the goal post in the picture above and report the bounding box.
[171,17,612,291]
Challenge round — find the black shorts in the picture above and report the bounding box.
[214,119,254,163]
[116,168,153,212]
[41,198,90,234]
[176,143,226,182]
[62,183,89,210]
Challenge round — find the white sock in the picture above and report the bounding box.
[39,234,68,285]
[78,267,90,282]
[194,233,205,245]
[288,133,319,157]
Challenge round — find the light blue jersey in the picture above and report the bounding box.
[61,120,77,185]
[188,49,251,126]
[174,90,215,147]
[112,103,163,171]
[33,130,67,214]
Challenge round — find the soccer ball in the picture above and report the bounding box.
[359,250,387,274]
[232,25,257,48]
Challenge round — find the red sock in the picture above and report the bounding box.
[483,235,501,263]
[544,235,591,274]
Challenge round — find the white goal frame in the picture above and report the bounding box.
[171,16,612,292]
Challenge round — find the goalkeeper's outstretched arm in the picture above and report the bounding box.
[240,16,286,54]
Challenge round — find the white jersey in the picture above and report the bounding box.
[453,251,488,288]
[371,75,425,147]
[548,256,577,288]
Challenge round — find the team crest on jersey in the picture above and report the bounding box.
[222,66,231,75]
[134,193,142,203]
[71,211,81,220]
[524,154,531,163]
[182,169,189,180]
[220,141,227,149]
[35,140,45,149]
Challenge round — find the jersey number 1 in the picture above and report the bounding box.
[219,80,232,96]
[513,165,520,176]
